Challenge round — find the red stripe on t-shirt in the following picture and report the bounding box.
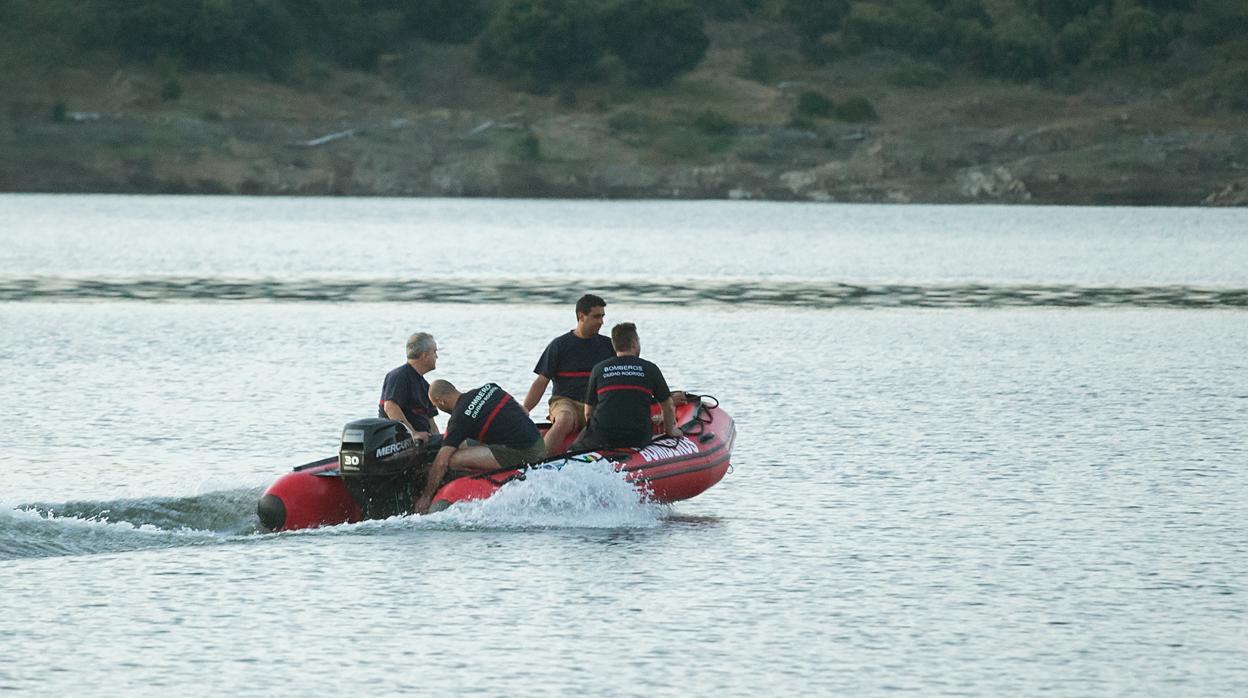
[477,392,512,442]
[556,371,592,377]
[596,385,654,396]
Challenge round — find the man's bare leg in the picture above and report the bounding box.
[448,445,503,473]
[543,412,576,455]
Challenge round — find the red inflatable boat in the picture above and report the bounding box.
[257,396,734,532]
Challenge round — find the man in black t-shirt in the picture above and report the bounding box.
[378,332,439,445]
[569,322,681,452]
[416,379,546,514]
[522,293,616,454]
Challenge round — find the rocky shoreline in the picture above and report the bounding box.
[6,109,1246,206]
[4,49,1247,207]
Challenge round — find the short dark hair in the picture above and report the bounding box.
[610,322,639,351]
[575,293,606,317]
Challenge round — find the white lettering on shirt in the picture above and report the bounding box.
[463,383,500,419]
[602,364,646,379]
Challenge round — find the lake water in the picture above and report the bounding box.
[1,195,1245,695]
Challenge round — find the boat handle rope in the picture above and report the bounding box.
[471,393,721,484]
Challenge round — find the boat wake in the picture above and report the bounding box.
[2,274,1246,308]
[293,461,668,537]
[0,488,263,561]
[3,464,668,559]
[424,461,668,530]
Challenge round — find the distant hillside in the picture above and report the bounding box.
[1,0,1246,204]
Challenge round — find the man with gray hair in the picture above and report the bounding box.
[378,332,439,445]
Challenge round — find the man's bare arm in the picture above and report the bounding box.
[523,375,550,413]
[416,445,456,513]
[660,398,680,437]
[382,400,428,442]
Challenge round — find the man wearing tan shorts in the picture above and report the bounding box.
[522,294,616,454]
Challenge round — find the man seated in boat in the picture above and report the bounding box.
[522,293,616,455]
[416,379,547,513]
[378,332,440,447]
[568,322,681,453]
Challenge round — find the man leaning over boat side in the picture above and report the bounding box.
[568,322,681,453]
[417,379,546,514]
[378,332,440,447]
[521,293,616,455]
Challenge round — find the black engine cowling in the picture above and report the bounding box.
[338,418,432,519]
[339,418,419,477]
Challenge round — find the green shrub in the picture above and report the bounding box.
[781,0,850,40]
[1110,7,1167,62]
[941,0,991,26]
[160,78,183,101]
[654,131,704,159]
[798,34,844,65]
[740,50,780,84]
[398,0,490,43]
[602,0,709,86]
[787,115,817,130]
[834,94,879,122]
[1056,16,1097,65]
[886,63,948,87]
[1135,0,1192,10]
[106,0,304,76]
[512,131,542,160]
[951,18,995,73]
[842,1,946,58]
[477,0,605,89]
[692,109,737,136]
[1190,0,1248,46]
[607,109,660,135]
[797,90,834,117]
[694,0,763,19]
[1181,62,1248,112]
[1028,0,1108,30]
[290,1,399,71]
[990,17,1055,80]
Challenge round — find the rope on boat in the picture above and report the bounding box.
[474,393,722,486]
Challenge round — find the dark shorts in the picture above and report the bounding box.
[568,428,621,453]
[487,438,547,468]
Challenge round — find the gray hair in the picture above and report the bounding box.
[406,332,435,359]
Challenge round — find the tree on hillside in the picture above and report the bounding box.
[396,0,492,43]
[602,0,709,86]
[1109,6,1168,61]
[109,0,303,76]
[1027,0,1109,29]
[693,0,763,19]
[476,0,605,89]
[781,0,851,40]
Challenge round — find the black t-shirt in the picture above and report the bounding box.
[445,383,541,448]
[533,331,616,402]
[378,363,437,432]
[584,356,672,446]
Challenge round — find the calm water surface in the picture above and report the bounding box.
[1,196,1245,696]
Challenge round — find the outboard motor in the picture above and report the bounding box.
[338,418,431,519]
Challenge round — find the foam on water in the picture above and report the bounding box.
[427,461,668,529]
[0,504,227,561]
[279,460,668,539]
[4,464,668,557]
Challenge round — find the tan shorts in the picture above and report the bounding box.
[487,438,548,468]
[548,395,589,431]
